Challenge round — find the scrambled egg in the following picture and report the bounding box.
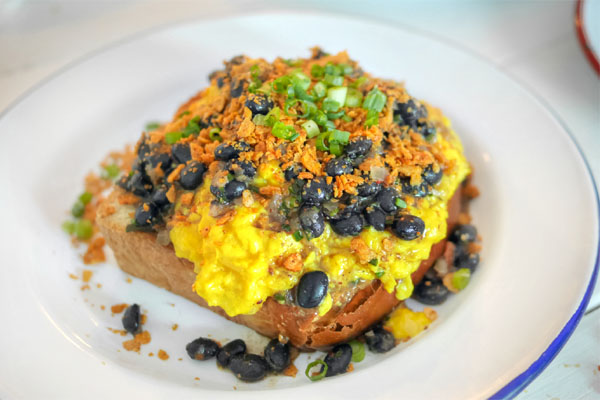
[169,125,469,317]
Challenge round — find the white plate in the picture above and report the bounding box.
[0,12,597,400]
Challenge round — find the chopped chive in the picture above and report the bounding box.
[71,201,85,218]
[328,129,350,145]
[375,269,385,278]
[305,360,328,382]
[252,114,267,126]
[326,87,348,107]
[102,164,120,180]
[292,230,304,241]
[271,121,298,141]
[78,191,93,205]
[365,109,380,128]
[351,76,368,88]
[324,63,341,76]
[324,74,343,86]
[62,220,75,235]
[395,198,407,208]
[144,121,161,131]
[282,224,291,232]
[178,110,190,118]
[363,86,387,112]
[326,110,345,120]
[316,133,329,152]
[349,340,365,362]
[329,141,342,156]
[208,127,222,141]
[345,88,363,107]
[369,258,379,266]
[302,120,320,138]
[311,64,325,78]
[165,131,182,144]
[338,63,353,76]
[312,81,327,99]
[341,114,353,122]
[322,98,341,112]
[274,292,287,304]
[74,219,93,240]
[452,268,471,290]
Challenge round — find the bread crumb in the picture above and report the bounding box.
[100,305,106,310]
[282,253,303,272]
[80,284,90,291]
[108,328,128,336]
[69,273,78,280]
[148,352,154,357]
[157,349,169,361]
[194,377,200,381]
[96,283,102,289]
[171,324,178,331]
[82,270,93,283]
[126,277,132,284]
[141,314,147,325]
[83,237,106,264]
[111,303,128,314]
[283,363,298,377]
[423,307,438,321]
[122,331,151,352]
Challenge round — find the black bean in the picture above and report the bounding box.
[325,157,353,176]
[214,141,251,161]
[216,339,247,368]
[171,143,191,164]
[151,185,171,208]
[416,122,437,138]
[245,93,273,116]
[392,214,425,240]
[229,354,270,382]
[128,170,153,197]
[230,79,245,98]
[210,184,228,204]
[216,77,224,88]
[179,161,206,190]
[394,99,420,127]
[365,327,396,353]
[455,253,480,271]
[331,214,364,236]
[401,178,430,198]
[376,187,400,214]
[357,181,382,197]
[412,278,449,305]
[228,159,256,178]
[121,304,141,335]
[344,137,372,158]
[148,152,172,171]
[299,206,325,238]
[301,177,333,205]
[134,202,158,227]
[297,271,328,308]
[449,224,477,244]
[224,180,246,201]
[323,344,352,377]
[186,337,220,361]
[263,339,291,372]
[284,165,302,181]
[422,164,443,185]
[364,206,386,231]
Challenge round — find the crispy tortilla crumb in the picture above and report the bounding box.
[347,363,354,372]
[82,270,93,283]
[423,307,438,321]
[108,328,128,336]
[148,352,154,357]
[350,237,376,264]
[282,253,303,271]
[83,237,106,264]
[158,349,169,361]
[122,331,151,352]
[171,324,179,331]
[463,183,480,199]
[69,273,78,280]
[283,363,298,377]
[443,273,460,294]
[111,303,128,314]
[126,277,133,284]
[100,305,106,310]
[96,283,102,289]
[194,377,200,381]
[468,242,482,253]
[80,284,90,291]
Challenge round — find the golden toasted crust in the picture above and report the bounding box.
[96,188,461,349]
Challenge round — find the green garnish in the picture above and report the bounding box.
[310,64,325,78]
[178,110,190,118]
[102,164,120,180]
[452,268,471,290]
[315,133,329,152]
[369,258,379,266]
[312,81,327,99]
[362,86,387,127]
[292,230,304,241]
[326,87,348,107]
[208,127,222,142]
[322,98,341,112]
[74,219,93,240]
[305,360,328,382]
[271,121,299,141]
[323,74,343,87]
[274,292,287,304]
[395,198,407,208]
[344,88,362,107]
[78,192,93,205]
[329,129,350,144]
[375,269,385,278]
[144,121,161,131]
[71,201,85,218]
[248,64,263,93]
[302,120,320,138]
[62,221,75,235]
[165,131,182,144]
[349,340,365,362]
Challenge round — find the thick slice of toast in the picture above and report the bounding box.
[96,188,461,349]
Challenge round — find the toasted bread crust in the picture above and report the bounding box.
[96,188,461,349]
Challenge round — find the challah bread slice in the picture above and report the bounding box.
[96,187,462,349]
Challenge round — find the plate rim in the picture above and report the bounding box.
[575,0,600,75]
[0,9,598,399]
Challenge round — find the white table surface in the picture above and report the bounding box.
[1,1,598,398]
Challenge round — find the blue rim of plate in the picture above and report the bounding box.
[0,9,598,399]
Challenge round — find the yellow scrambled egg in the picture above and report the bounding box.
[169,122,469,317]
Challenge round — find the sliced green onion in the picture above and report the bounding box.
[324,120,336,131]
[351,76,368,88]
[71,201,85,218]
[144,121,161,131]
[293,230,304,241]
[375,269,385,278]
[264,107,281,127]
[79,192,93,205]
[339,63,353,76]
[292,71,311,90]
[294,86,315,102]
[324,63,341,76]
[324,74,344,87]
[165,131,182,144]
[349,340,365,362]
[283,58,302,67]
[271,121,298,141]
[322,99,341,112]
[326,110,345,120]
[274,292,287,304]
[312,82,327,99]
[208,127,222,141]
[452,268,471,290]
[369,258,379,266]
[329,141,342,156]
[305,360,328,382]
[363,86,387,112]
[177,110,190,118]
[365,109,380,128]
[311,64,325,78]
[250,64,260,79]
[62,220,75,235]
[327,87,348,107]
[313,110,328,127]
[345,88,363,107]
[284,98,301,117]
[316,133,329,151]
[341,114,353,122]
[102,164,120,180]
[302,120,320,138]
[252,114,267,126]
[329,129,350,144]
[395,198,407,208]
[272,76,291,93]
[74,219,93,240]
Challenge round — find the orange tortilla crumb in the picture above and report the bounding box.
[347,363,354,372]
[122,331,151,352]
[83,237,106,264]
[158,349,169,361]
[350,237,375,264]
[100,305,106,310]
[282,253,303,272]
[180,192,194,206]
[118,192,140,205]
[148,352,154,357]
[69,273,78,280]
[82,270,93,283]
[108,328,128,336]
[283,363,298,377]
[126,277,132,284]
[80,284,90,291]
[141,314,147,325]
[171,324,179,331]
[194,377,200,381]
[463,183,480,199]
[111,303,128,314]
[468,242,482,253]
